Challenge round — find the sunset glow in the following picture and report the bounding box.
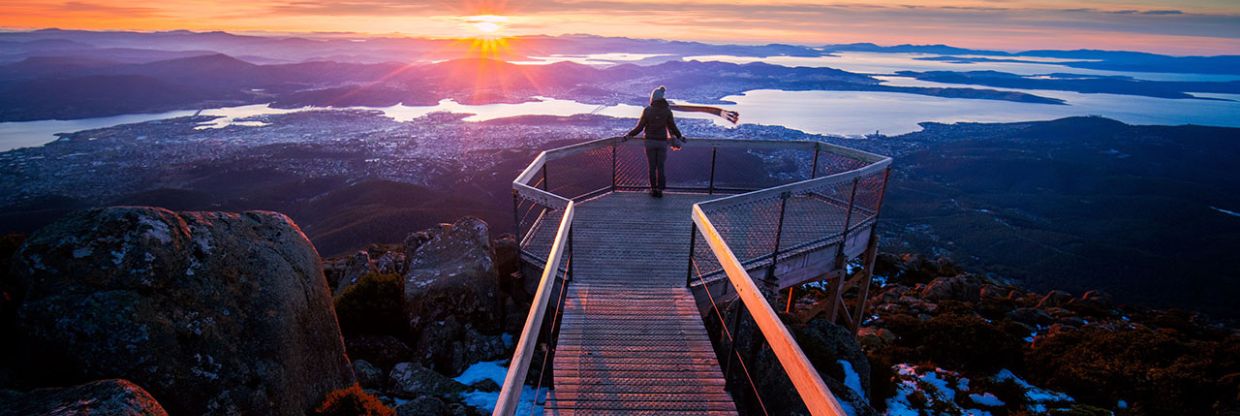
[0,1,1237,54]
[467,15,507,37]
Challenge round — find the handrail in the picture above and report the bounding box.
[537,136,887,165]
[504,135,889,415]
[692,203,849,416]
[495,201,575,416]
[697,156,892,212]
[514,151,547,186]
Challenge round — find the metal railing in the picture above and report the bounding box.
[496,200,574,415]
[498,136,891,416]
[692,203,848,416]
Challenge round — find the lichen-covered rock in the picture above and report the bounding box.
[412,316,507,374]
[336,251,378,295]
[1036,290,1074,309]
[727,307,878,416]
[920,275,981,302]
[10,207,354,415]
[354,360,386,389]
[395,396,449,416]
[857,327,897,351]
[0,379,168,416]
[1008,307,1054,326]
[387,362,465,400]
[345,335,414,371]
[403,217,500,335]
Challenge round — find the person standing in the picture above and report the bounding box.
[625,86,684,198]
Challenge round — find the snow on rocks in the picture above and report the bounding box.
[886,364,1073,416]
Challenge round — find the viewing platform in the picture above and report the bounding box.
[497,137,892,415]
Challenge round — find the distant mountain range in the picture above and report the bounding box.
[0,51,1071,121]
[822,42,1240,75]
[2,29,1237,122]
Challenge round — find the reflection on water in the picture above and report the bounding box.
[715,87,1240,136]
[4,85,1239,151]
[512,53,670,66]
[683,52,1240,82]
[0,110,200,151]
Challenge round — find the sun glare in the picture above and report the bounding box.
[466,15,507,38]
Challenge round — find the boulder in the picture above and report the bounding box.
[354,360,386,389]
[1067,290,1119,317]
[396,396,449,416]
[374,251,407,276]
[10,207,354,415]
[403,217,501,335]
[0,379,168,416]
[387,362,465,400]
[412,316,507,375]
[856,327,897,351]
[1036,290,1074,308]
[336,250,378,294]
[493,234,520,288]
[1007,307,1054,326]
[920,275,981,302]
[345,335,414,371]
[1081,290,1113,305]
[979,284,1013,300]
[751,317,878,415]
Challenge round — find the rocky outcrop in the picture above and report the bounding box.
[412,315,507,375]
[0,379,168,416]
[387,362,465,400]
[353,360,386,389]
[335,251,378,294]
[714,301,878,416]
[403,217,501,335]
[9,207,354,415]
[852,251,1239,416]
[919,274,982,302]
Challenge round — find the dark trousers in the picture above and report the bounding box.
[645,147,667,191]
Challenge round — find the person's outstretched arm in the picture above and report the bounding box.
[669,104,740,124]
[626,108,648,138]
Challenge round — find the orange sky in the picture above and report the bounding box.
[2,0,1238,54]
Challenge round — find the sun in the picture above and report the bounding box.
[466,15,508,39]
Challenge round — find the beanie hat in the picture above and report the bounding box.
[650,86,666,103]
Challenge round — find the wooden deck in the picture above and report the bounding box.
[544,192,738,415]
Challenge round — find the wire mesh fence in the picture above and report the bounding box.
[508,136,891,416]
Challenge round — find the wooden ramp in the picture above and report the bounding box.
[544,192,738,415]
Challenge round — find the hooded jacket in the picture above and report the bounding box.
[627,98,683,149]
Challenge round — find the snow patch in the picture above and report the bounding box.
[459,386,543,416]
[995,368,1074,412]
[1211,206,1240,218]
[969,392,1005,407]
[456,360,543,416]
[72,247,93,258]
[138,216,173,244]
[454,360,507,386]
[838,359,867,402]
